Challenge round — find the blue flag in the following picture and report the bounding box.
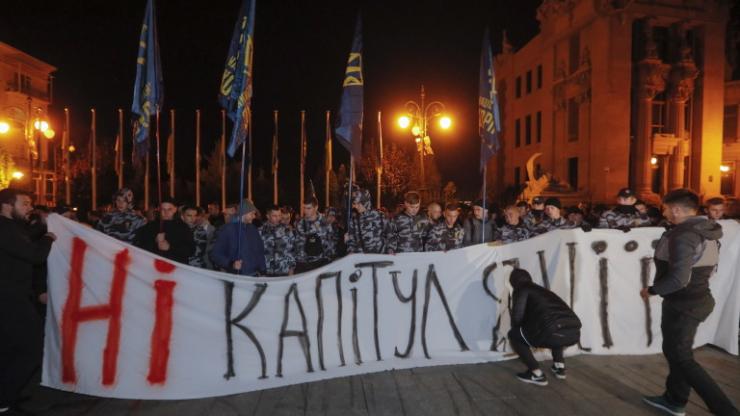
[131,0,163,160]
[479,28,501,172]
[335,16,363,160]
[219,0,256,157]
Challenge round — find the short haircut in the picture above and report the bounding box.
[0,188,30,207]
[515,200,529,208]
[265,204,281,214]
[303,196,318,206]
[182,205,198,214]
[662,188,699,211]
[427,201,441,209]
[706,197,725,207]
[404,191,421,205]
[445,202,460,211]
[504,204,519,211]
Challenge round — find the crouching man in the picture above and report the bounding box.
[507,269,581,386]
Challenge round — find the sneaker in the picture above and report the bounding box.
[550,364,566,380]
[642,395,686,416]
[516,370,548,386]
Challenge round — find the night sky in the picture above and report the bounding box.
[1,0,540,203]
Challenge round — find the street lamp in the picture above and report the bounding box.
[0,121,9,134]
[397,85,451,193]
[12,171,24,180]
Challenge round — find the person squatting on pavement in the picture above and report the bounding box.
[424,202,465,251]
[640,189,739,416]
[387,191,430,253]
[346,187,390,254]
[210,199,266,276]
[259,204,297,276]
[134,197,195,265]
[0,188,56,414]
[95,188,146,244]
[294,197,336,273]
[507,268,582,387]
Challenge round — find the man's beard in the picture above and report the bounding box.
[11,209,29,222]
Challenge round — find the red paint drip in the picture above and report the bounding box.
[154,259,176,274]
[147,280,176,385]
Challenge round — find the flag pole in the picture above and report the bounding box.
[347,156,354,232]
[273,110,279,205]
[63,108,71,205]
[156,109,163,221]
[376,111,383,210]
[195,109,201,207]
[247,111,253,201]
[300,110,306,216]
[220,109,226,210]
[482,165,487,244]
[235,110,249,272]
[168,109,175,198]
[325,110,332,208]
[117,109,124,189]
[91,108,97,211]
[145,149,150,211]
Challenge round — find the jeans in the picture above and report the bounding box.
[508,327,564,371]
[661,299,739,415]
[0,295,43,406]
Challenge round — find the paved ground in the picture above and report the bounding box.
[21,346,740,415]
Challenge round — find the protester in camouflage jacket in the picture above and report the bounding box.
[295,198,336,267]
[597,187,652,229]
[259,205,297,276]
[530,197,577,236]
[463,199,498,246]
[425,202,465,251]
[388,192,430,253]
[346,188,390,254]
[181,206,215,269]
[95,188,146,244]
[499,205,533,244]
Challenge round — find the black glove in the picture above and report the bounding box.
[580,223,593,232]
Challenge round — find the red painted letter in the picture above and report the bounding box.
[61,237,130,386]
[147,259,177,385]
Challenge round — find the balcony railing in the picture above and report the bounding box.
[5,79,50,102]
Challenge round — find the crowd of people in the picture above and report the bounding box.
[37,185,733,278]
[1,184,737,415]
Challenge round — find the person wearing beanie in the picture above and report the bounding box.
[96,188,147,244]
[463,199,498,246]
[531,197,576,236]
[134,197,194,264]
[210,199,266,276]
[598,187,651,230]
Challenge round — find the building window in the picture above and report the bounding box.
[515,76,522,98]
[514,166,521,186]
[567,99,579,141]
[651,92,667,135]
[537,65,543,89]
[525,114,532,145]
[721,162,735,195]
[526,70,532,94]
[684,99,692,136]
[569,33,580,74]
[515,118,521,147]
[724,105,738,143]
[568,157,579,190]
[536,111,542,143]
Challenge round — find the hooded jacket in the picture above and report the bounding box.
[649,216,722,306]
[509,269,580,346]
[0,216,54,299]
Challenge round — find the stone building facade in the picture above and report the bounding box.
[489,0,730,204]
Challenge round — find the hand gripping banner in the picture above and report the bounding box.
[43,215,740,400]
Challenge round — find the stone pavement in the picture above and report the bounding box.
[22,346,740,415]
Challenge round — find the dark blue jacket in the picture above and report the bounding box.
[210,222,266,276]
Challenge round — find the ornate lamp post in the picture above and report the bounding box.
[397,85,451,194]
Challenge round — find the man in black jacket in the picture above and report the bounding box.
[0,188,56,413]
[134,198,194,264]
[641,189,739,416]
[508,268,581,386]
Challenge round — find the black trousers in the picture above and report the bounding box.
[661,300,739,415]
[508,327,564,371]
[0,295,43,406]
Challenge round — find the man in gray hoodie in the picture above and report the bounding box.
[641,189,738,416]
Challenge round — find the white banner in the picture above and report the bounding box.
[42,215,740,400]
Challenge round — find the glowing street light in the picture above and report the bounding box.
[650,156,658,165]
[12,171,24,180]
[439,116,452,129]
[720,165,730,173]
[68,144,76,153]
[0,121,9,134]
[398,115,411,129]
[43,128,55,139]
[34,120,50,132]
